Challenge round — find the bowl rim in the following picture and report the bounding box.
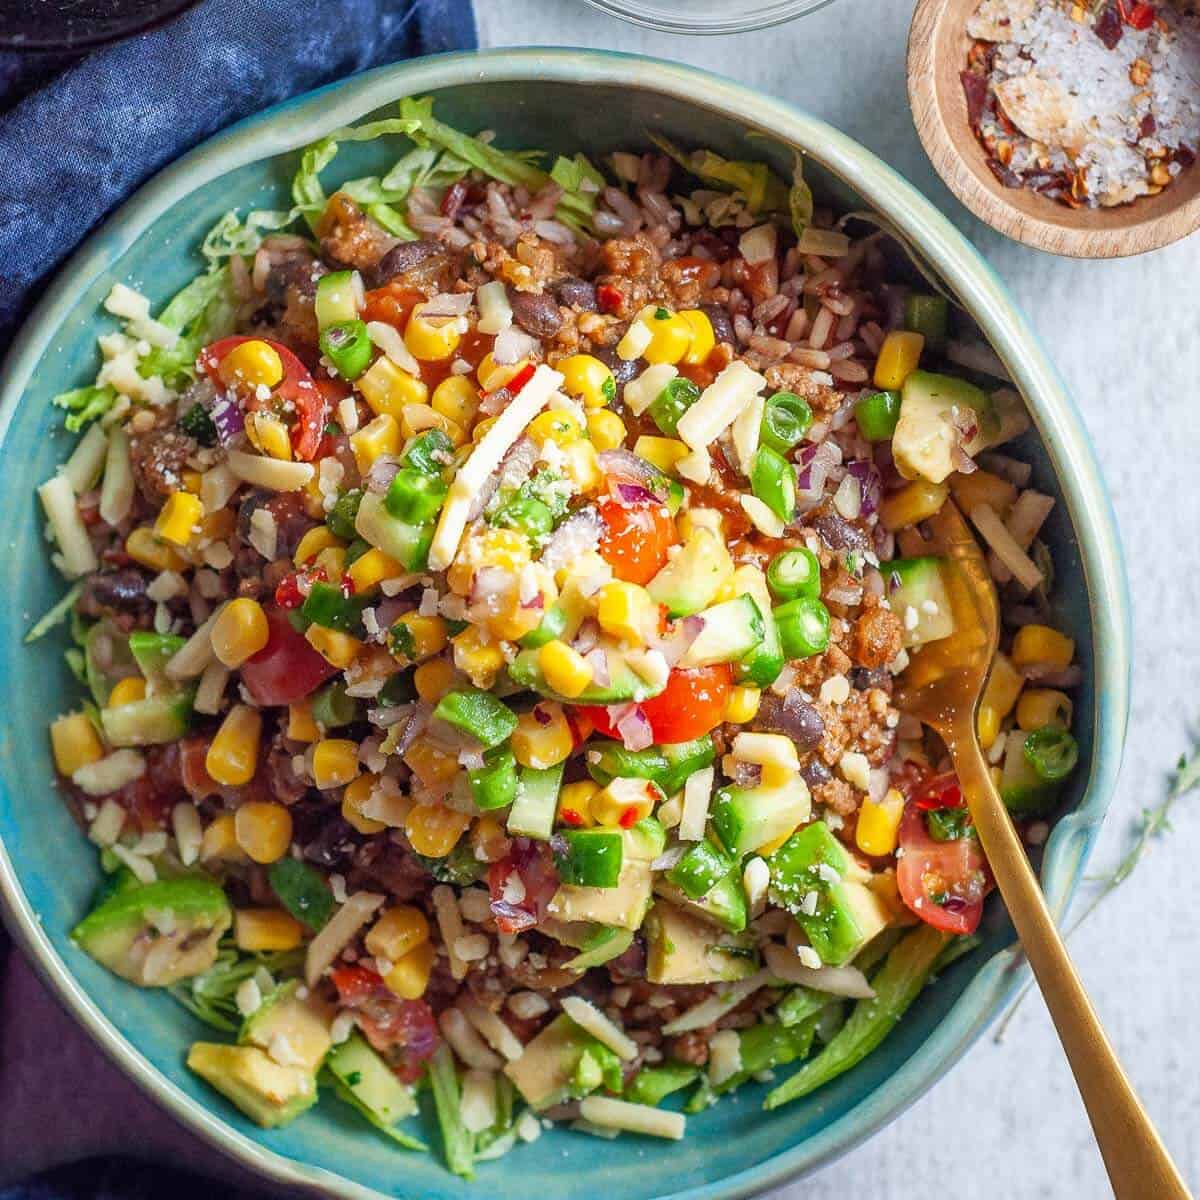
[576,0,836,36]
[906,0,1200,259]
[0,46,1131,1200]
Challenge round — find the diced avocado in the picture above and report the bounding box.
[647,529,732,618]
[892,370,998,484]
[100,688,195,746]
[187,1042,317,1128]
[71,877,231,986]
[711,777,812,859]
[679,594,764,668]
[326,1032,418,1123]
[564,926,635,972]
[767,822,891,965]
[734,571,785,688]
[504,1014,595,1110]
[548,859,653,930]
[508,645,665,705]
[1000,730,1061,816]
[883,556,955,648]
[656,867,749,935]
[240,979,333,1074]
[315,270,361,331]
[623,817,667,861]
[518,600,571,650]
[506,764,564,840]
[354,491,432,571]
[84,619,139,707]
[127,631,186,686]
[644,901,759,985]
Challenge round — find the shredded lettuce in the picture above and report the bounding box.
[53,385,119,433]
[139,266,237,387]
[325,1074,428,1151]
[168,942,303,1033]
[649,133,790,214]
[788,152,814,243]
[25,581,83,644]
[428,1043,475,1179]
[201,210,296,263]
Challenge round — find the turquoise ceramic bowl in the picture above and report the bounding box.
[0,49,1129,1200]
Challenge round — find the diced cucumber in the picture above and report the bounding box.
[326,1032,418,1124]
[892,370,998,484]
[553,829,624,888]
[101,688,195,746]
[883,556,955,648]
[667,839,733,900]
[128,631,186,686]
[679,594,765,668]
[767,822,892,965]
[624,817,667,862]
[647,529,732,618]
[586,737,714,798]
[1000,730,1061,816]
[508,646,665,705]
[315,270,361,331]
[711,777,812,859]
[354,491,432,572]
[506,764,564,840]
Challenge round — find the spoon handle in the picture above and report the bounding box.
[953,730,1191,1200]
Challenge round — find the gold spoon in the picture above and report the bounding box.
[894,500,1190,1200]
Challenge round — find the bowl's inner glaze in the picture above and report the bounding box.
[1,76,1094,1200]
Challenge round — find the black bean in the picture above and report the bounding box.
[366,240,445,289]
[851,666,893,693]
[701,302,736,346]
[82,569,149,613]
[812,508,871,553]
[506,286,564,338]
[755,690,825,750]
[554,276,597,311]
[800,758,832,789]
[592,344,641,386]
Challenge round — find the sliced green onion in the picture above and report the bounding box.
[326,489,363,540]
[767,547,821,602]
[491,495,554,542]
[319,319,373,381]
[760,391,812,455]
[403,428,454,475]
[647,377,700,436]
[468,745,519,811]
[904,294,949,350]
[434,689,518,749]
[774,596,831,659]
[853,390,901,442]
[1023,727,1078,783]
[384,467,448,524]
[750,445,797,523]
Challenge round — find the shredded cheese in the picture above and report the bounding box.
[676,360,766,450]
[561,996,638,1061]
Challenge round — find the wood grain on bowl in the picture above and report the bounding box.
[907,0,1200,257]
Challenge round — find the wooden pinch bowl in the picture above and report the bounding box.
[907,0,1200,257]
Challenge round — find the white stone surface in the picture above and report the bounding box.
[478,1,1200,1195]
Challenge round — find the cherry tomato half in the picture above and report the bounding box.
[896,794,990,935]
[597,497,678,586]
[240,610,338,706]
[581,664,732,746]
[198,335,328,461]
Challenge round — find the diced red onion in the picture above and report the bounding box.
[651,846,687,871]
[825,579,863,605]
[598,449,668,502]
[616,481,656,506]
[832,474,861,520]
[946,339,1010,381]
[364,455,401,494]
[846,460,882,517]
[421,292,473,319]
[652,614,705,667]
[458,748,486,771]
[469,566,512,607]
[541,508,602,572]
[210,397,245,445]
[1020,663,1083,688]
[613,704,653,752]
[493,325,540,365]
[573,620,600,655]
[585,648,610,687]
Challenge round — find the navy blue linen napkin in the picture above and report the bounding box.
[0,0,473,1192]
[0,0,476,345]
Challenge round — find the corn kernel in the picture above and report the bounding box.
[557,780,599,828]
[679,309,716,364]
[472,414,499,444]
[561,439,601,493]
[479,527,531,572]
[294,526,344,567]
[471,815,507,861]
[383,939,436,999]
[528,410,584,448]
[312,545,346,586]
[724,685,762,724]
[405,303,462,361]
[343,773,386,834]
[405,802,470,856]
[246,411,293,461]
[557,353,615,409]
[390,612,449,664]
[477,353,530,393]
[313,738,361,790]
[856,789,905,857]
[677,508,723,540]
[350,413,401,474]
[452,625,505,689]
[1017,688,1073,732]
[287,700,319,742]
[108,676,147,707]
[1011,624,1074,669]
[154,491,203,546]
[538,640,593,699]
[305,624,363,669]
[50,712,104,776]
[347,547,403,594]
[124,526,187,573]
[431,375,479,429]
[591,778,656,827]
[358,356,428,420]
[976,704,1001,751]
[217,339,283,390]
[413,658,457,704]
[512,702,574,769]
[210,597,269,669]
[949,469,1017,516]
[206,704,262,787]
[873,330,924,390]
[234,908,304,952]
[181,470,204,494]
[587,409,627,452]
[366,904,430,962]
[404,741,459,789]
[879,480,949,531]
[200,813,244,863]
[633,435,689,474]
[642,308,694,365]
[488,591,543,642]
[400,402,466,448]
[234,801,293,864]
[596,580,657,646]
[981,653,1024,723]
